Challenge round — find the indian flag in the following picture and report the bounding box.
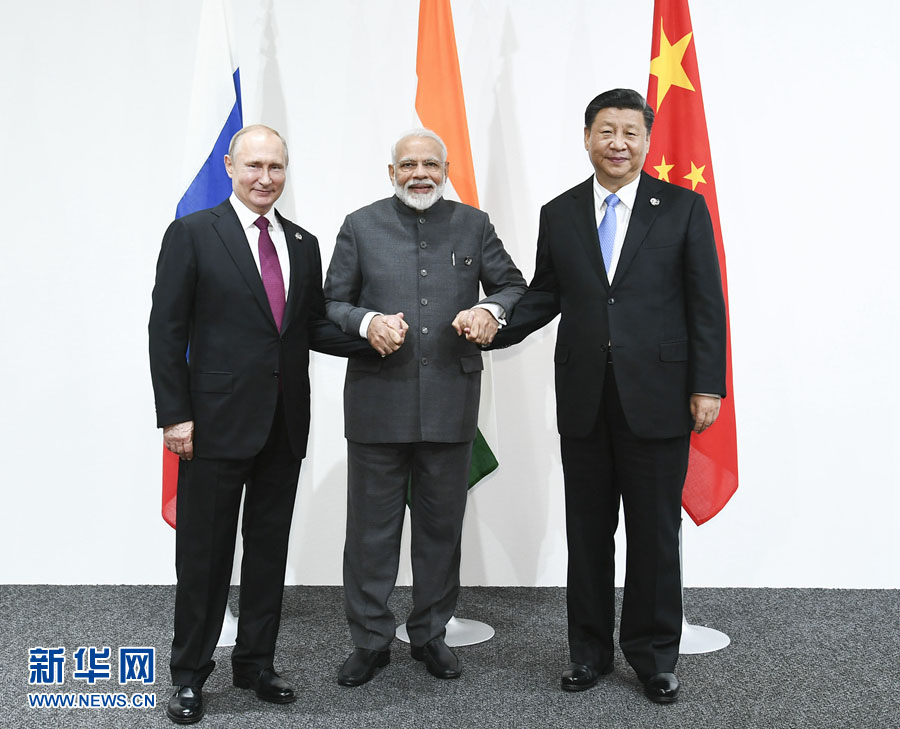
[415,0,498,487]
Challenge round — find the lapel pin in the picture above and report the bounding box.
[294,232,303,240]
[650,197,660,206]
[464,256,473,266]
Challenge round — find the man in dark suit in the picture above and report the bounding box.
[149,125,380,724]
[493,90,727,704]
[324,129,525,687]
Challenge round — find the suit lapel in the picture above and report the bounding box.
[277,210,306,333]
[611,171,663,290]
[569,177,610,292]
[211,200,278,328]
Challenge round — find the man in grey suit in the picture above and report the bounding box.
[324,129,526,686]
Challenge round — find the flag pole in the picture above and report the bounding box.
[166,0,245,646]
[645,0,738,651]
[678,522,730,654]
[395,0,495,648]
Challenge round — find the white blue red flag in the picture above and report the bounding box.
[162,0,243,527]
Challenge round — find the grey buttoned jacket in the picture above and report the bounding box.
[324,195,526,444]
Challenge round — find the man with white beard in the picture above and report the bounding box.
[324,129,525,686]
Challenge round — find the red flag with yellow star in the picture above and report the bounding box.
[645,0,738,525]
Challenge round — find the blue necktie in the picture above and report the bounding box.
[597,193,620,274]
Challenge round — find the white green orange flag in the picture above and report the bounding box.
[645,0,738,524]
[415,0,498,487]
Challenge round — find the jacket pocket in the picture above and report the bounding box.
[191,371,233,393]
[659,340,688,362]
[460,354,484,373]
[554,344,570,364]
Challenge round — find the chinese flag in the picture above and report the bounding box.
[645,0,738,524]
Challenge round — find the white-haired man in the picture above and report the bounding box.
[324,129,526,686]
[150,125,381,723]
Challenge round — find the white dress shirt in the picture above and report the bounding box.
[592,174,640,284]
[229,193,291,297]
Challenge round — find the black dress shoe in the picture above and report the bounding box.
[337,648,390,687]
[233,667,296,704]
[560,661,614,692]
[411,637,461,679]
[166,685,203,724]
[643,672,680,703]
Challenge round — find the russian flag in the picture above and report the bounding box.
[162,0,243,528]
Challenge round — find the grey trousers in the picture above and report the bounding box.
[343,440,473,649]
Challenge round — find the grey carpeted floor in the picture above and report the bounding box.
[0,585,896,728]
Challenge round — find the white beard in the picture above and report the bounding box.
[394,176,446,211]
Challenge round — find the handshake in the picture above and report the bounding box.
[366,308,500,356]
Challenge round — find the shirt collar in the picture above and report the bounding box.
[592,173,640,210]
[229,193,282,231]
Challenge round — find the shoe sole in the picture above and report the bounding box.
[561,679,599,692]
[165,708,204,725]
[254,691,296,704]
[411,648,460,679]
[233,676,297,703]
[645,692,679,704]
[425,665,461,679]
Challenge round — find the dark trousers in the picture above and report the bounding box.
[560,361,689,680]
[170,396,302,687]
[343,440,472,650]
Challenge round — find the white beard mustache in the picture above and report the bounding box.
[394,176,446,211]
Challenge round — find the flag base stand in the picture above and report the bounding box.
[679,619,730,654]
[217,606,238,647]
[679,521,730,655]
[395,616,494,647]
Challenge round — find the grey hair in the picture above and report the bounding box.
[391,128,447,165]
[228,124,290,167]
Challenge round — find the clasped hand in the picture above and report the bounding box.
[452,307,499,346]
[367,313,408,356]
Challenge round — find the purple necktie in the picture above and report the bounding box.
[254,216,286,331]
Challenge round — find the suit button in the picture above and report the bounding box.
[607,297,615,305]
[420,240,427,249]
[422,327,429,334]
[420,298,428,306]
[419,217,426,224]
[273,370,280,378]
[420,269,428,277]
[421,358,429,365]
[600,344,607,352]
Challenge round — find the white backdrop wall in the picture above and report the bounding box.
[1,0,897,588]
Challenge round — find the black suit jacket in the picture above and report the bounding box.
[495,171,726,440]
[149,199,371,461]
